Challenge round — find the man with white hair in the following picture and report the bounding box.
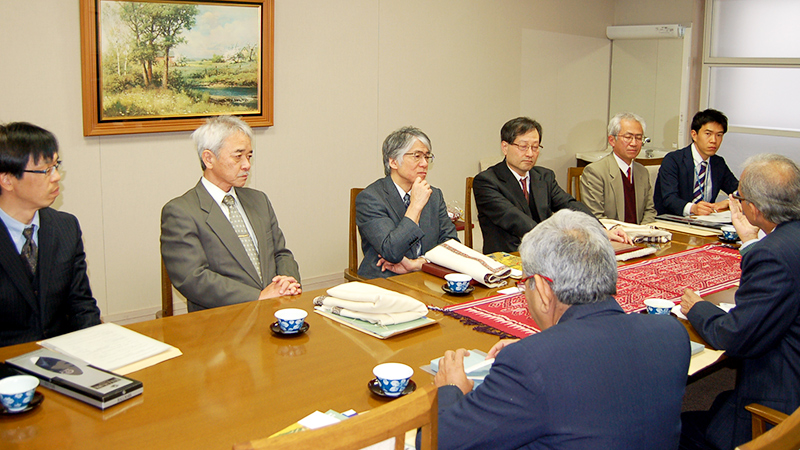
[161,116,300,312]
[680,154,800,450]
[434,209,689,449]
[581,112,657,224]
[356,126,458,279]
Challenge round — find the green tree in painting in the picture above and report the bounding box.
[153,4,198,88]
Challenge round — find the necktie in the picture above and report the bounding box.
[222,195,262,282]
[693,161,708,203]
[520,177,529,200]
[403,193,410,209]
[21,226,37,276]
[402,193,421,257]
[627,167,632,183]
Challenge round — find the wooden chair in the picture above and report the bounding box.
[464,176,474,249]
[566,166,584,202]
[157,258,174,318]
[736,404,800,450]
[344,188,365,282]
[233,383,438,450]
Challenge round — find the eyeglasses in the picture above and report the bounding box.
[23,160,62,176]
[614,134,647,144]
[516,273,554,291]
[509,142,543,152]
[731,190,749,204]
[404,151,435,163]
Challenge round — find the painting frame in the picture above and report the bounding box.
[79,0,273,136]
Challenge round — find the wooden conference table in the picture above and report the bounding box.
[0,230,734,449]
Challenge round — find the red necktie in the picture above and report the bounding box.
[520,177,529,200]
[627,167,632,183]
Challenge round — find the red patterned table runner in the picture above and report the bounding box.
[616,244,741,313]
[442,244,741,338]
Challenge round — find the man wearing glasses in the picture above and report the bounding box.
[679,154,800,450]
[474,117,628,254]
[654,109,739,216]
[433,210,689,449]
[580,112,657,224]
[0,122,101,347]
[356,126,457,278]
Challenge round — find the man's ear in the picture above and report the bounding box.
[388,158,399,170]
[534,275,554,313]
[0,172,14,193]
[201,149,215,169]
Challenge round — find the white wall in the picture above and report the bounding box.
[1,0,630,322]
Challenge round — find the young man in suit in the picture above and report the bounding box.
[160,116,301,312]
[433,210,689,450]
[680,154,800,450]
[581,112,657,224]
[356,126,457,279]
[473,117,629,254]
[0,122,100,347]
[654,109,739,216]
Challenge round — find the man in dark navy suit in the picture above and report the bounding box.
[0,122,100,347]
[654,109,739,216]
[433,209,690,450]
[680,154,800,450]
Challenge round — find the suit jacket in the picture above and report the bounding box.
[654,145,739,216]
[687,220,800,450]
[474,160,593,254]
[0,208,100,347]
[580,153,656,224]
[437,298,690,450]
[356,176,457,279]
[160,180,300,312]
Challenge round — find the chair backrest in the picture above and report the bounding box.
[233,383,438,450]
[736,404,800,450]
[567,166,584,202]
[158,258,174,318]
[344,187,365,282]
[464,176,474,249]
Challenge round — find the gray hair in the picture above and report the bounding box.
[739,153,800,224]
[519,210,617,305]
[382,126,432,176]
[608,112,647,137]
[192,115,254,170]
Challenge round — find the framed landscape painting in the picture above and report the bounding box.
[80,0,273,136]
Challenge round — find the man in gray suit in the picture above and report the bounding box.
[356,126,457,279]
[161,116,300,312]
[580,112,657,224]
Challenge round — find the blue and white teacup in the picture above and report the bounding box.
[373,363,413,397]
[445,273,472,293]
[644,298,674,315]
[721,225,738,241]
[0,375,39,413]
[274,308,308,333]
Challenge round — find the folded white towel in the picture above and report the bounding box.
[313,282,428,326]
[424,239,511,288]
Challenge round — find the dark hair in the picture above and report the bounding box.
[0,122,59,179]
[691,109,728,134]
[501,117,543,145]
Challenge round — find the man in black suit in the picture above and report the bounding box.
[0,122,100,347]
[654,109,739,216]
[474,117,629,254]
[680,154,800,450]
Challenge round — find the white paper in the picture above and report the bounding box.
[39,323,172,371]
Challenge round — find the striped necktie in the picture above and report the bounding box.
[222,195,262,282]
[21,226,37,276]
[693,161,708,203]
